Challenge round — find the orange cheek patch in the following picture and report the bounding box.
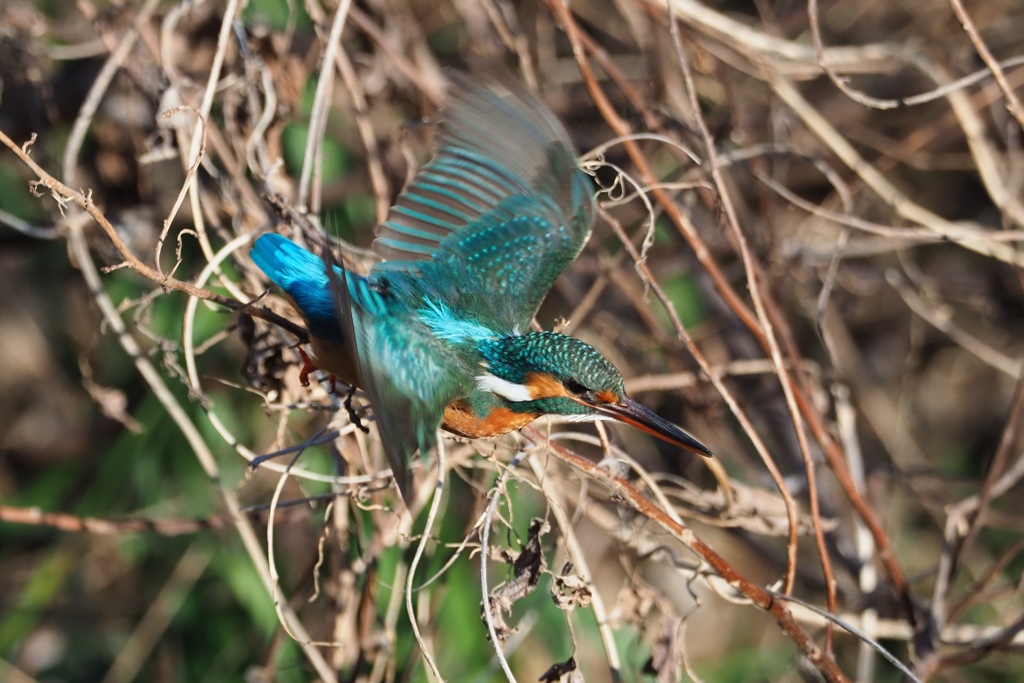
[524,372,569,400]
[596,389,619,405]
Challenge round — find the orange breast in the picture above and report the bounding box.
[442,400,539,439]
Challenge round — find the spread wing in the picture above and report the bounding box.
[372,72,594,331]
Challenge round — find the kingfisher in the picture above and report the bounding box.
[250,73,711,505]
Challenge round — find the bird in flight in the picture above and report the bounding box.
[250,73,711,505]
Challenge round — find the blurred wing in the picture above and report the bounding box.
[372,73,594,330]
[355,313,459,506]
[327,258,464,507]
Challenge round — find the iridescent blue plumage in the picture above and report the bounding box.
[250,234,340,342]
[251,73,711,506]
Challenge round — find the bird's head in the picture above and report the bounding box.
[477,332,711,456]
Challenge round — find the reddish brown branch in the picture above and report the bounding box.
[534,431,850,683]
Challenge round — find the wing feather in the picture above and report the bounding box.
[372,72,594,329]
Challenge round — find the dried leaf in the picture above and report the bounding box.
[613,584,656,627]
[239,314,289,397]
[538,655,578,682]
[80,357,142,433]
[550,563,592,612]
[482,518,549,647]
[646,616,684,683]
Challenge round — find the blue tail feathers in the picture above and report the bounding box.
[250,234,340,339]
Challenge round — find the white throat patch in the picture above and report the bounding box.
[475,373,534,403]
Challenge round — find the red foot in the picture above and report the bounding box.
[297,347,316,387]
[296,348,338,391]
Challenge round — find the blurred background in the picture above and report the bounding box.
[2,0,1024,681]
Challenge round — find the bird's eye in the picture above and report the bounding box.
[563,379,588,395]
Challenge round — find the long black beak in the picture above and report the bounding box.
[592,397,712,457]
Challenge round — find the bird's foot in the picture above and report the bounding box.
[297,347,317,387]
[344,384,370,433]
